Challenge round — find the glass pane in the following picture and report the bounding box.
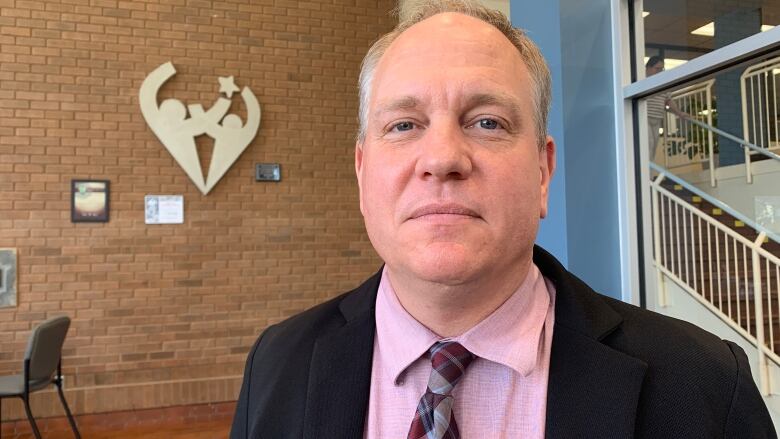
[642,50,780,231]
[641,0,779,74]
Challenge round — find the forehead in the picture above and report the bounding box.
[370,13,531,111]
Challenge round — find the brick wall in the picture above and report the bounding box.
[0,0,394,420]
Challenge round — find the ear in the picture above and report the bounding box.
[355,141,365,215]
[539,136,556,219]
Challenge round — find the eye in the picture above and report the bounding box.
[391,121,415,132]
[478,118,500,130]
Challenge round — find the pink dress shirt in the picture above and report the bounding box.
[364,263,556,439]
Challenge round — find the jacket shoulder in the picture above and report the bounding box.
[599,296,775,437]
[601,295,736,368]
[257,269,381,352]
[260,290,351,350]
[230,271,381,439]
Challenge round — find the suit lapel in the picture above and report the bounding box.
[534,247,648,439]
[302,272,381,439]
[545,325,647,439]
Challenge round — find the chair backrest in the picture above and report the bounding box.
[23,315,71,382]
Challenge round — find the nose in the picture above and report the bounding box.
[415,122,473,181]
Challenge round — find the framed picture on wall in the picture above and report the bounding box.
[71,180,110,222]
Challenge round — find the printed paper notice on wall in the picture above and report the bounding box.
[755,196,780,233]
[0,248,17,308]
[145,195,184,224]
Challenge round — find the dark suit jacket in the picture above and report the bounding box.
[231,246,776,438]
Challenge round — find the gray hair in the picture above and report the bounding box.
[357,0,552,146]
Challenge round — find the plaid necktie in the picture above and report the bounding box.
[407,341,475,439]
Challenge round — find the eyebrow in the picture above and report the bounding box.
[372,96,420,119]
[371,92,524,124]
[463,93,523,124]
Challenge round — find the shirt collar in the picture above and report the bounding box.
[374,267,440,384]
[374,263,552,383]
[455,263,550,376]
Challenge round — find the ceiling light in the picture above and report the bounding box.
[643,11,650,18]
[691,22,714,37]
[664,58,688,69]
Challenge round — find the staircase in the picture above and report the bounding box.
[650,164,780,407]
[657,179,780,352]
[646,55,780,427]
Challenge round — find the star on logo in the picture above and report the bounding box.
[218,75,240,98]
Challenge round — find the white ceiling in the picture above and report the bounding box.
[643,0,780,60]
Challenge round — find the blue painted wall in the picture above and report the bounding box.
[511,1,568,268]
[512,0,622,299]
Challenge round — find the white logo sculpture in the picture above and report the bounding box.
[139,62,261,195]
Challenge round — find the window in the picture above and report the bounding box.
[640,0,779,75]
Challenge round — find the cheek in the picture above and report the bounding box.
[485,163,542,220]
[359,160,402,221]
[362,150,411,192]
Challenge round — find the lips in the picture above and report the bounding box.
[408,203,480,220]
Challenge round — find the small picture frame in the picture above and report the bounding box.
[71,180,110,222]
[255,163,281,182]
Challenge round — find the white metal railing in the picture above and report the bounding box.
[741,56,780,183]
[690,117,780,163]
[651,164,780,396]
[664,80,716,186]
[661,109,780,188]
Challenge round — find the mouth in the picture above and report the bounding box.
[408,203,481,220]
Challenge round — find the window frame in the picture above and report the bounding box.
[613,0,780,308]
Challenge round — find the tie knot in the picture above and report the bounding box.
[426,341,475,395]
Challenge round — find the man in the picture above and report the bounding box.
[644,56,687,164]
[231,1,776,438]
[645,56,668,164]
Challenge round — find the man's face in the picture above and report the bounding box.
[356,13,555,287]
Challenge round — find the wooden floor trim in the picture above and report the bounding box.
[0,401,236,438]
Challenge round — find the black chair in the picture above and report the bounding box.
[0,315,81,439]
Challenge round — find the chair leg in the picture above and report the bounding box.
[55,381,81,439]
[21,395,41,439]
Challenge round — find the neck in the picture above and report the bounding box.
[387,258,532,337]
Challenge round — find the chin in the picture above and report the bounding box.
[404,246,482,286]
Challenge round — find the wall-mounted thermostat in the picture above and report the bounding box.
[256,163,281,182]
